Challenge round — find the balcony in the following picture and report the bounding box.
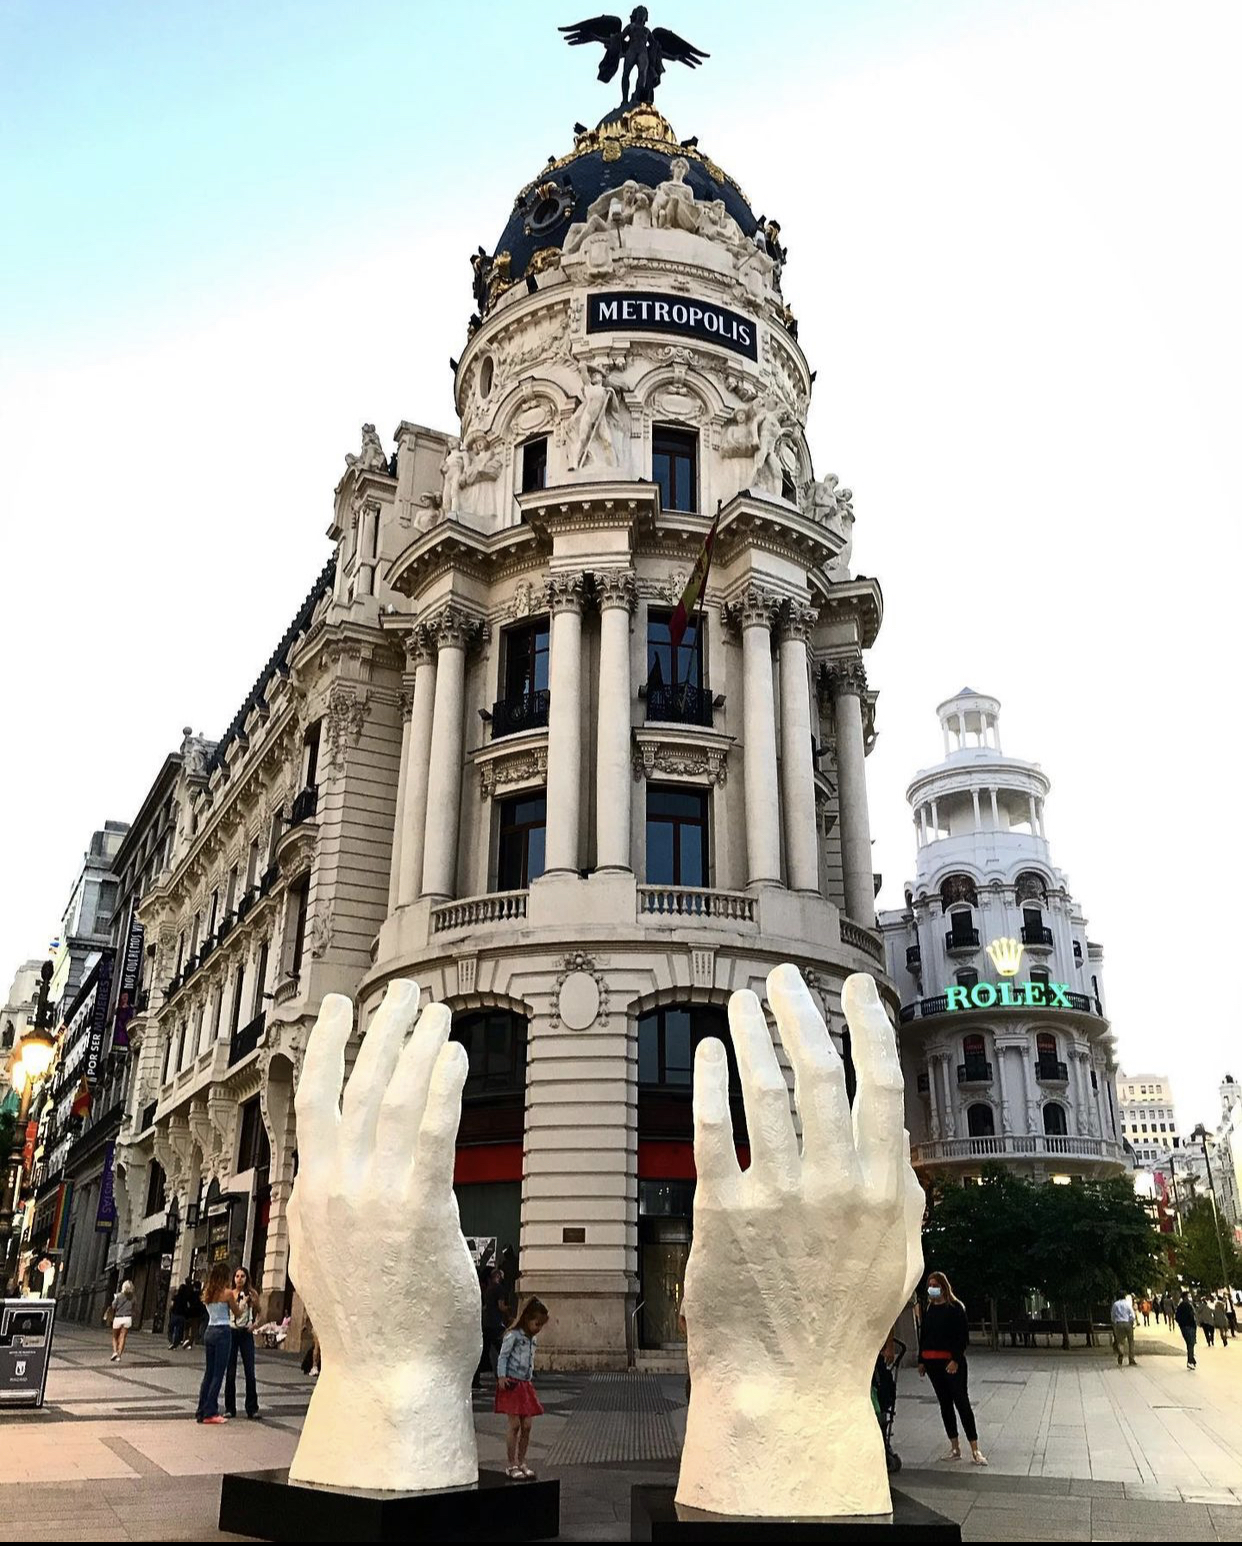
[957,1060,993,1085]
[259,863,280,896]
[639,886,756,923]
[199,936,215,964]
[217,914,233,943]
[491,690,550,739]
[228,1011,265,1067]
[912,1134,1126,1167]
[645,681,713,727]
[135,988,150,1013]
[840,918,886,965]
[906,945,922,970]
[944,927,980,953]
[900,992,1103,1024]
[290,783,318,825]
[1036,1058,1069,1084]
[139,1100,157,1133]
[237,890,255,921]
[432,891,528,933]
[1021,924,1054,948]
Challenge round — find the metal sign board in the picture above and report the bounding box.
[0,1299,56,1408]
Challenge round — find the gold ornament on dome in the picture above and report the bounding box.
[527,246,563,275]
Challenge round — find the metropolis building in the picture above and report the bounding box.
[879,690,1126,1182]
[109,88,888,1364]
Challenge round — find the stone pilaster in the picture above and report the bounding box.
[827,654,875,924]
[736,586,781,886]
[420,606,478,900]
[396,628,436,907]
[778,603,819,893]
[594,571,637,872]
[543,574,586,875]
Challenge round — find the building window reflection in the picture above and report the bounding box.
[645,785,708,887]
[496,794,546,890]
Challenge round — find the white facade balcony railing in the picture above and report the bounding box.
[431,890,529,934]
[638,886,756,923]
[912,1134,1126,1166]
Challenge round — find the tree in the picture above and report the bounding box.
[922,1167,1039,1346]
[1175,1200,1242,1294]
[1028,1177,1164,1347]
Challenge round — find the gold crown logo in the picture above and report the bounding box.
[986,937,1024,977]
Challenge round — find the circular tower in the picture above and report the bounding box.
[363,101,886,1367]
[880,690,1126,1182]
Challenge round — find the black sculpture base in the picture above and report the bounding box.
[219,1467,559,1542]
[630,1485,961,1542]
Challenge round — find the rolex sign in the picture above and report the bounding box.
[587,291,758,360]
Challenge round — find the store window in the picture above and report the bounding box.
[497,794,547,890]
[645,785,708,887]
[652,425,697,513]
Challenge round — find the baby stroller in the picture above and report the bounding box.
[871,1337,906,1474]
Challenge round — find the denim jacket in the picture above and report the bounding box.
[497,1328,536,1382]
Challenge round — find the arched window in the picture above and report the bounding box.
[963,1033,986,1060]
[1043,1102,1068,1136]
[967,1103,995,1138]
[1015,871,1048,905]
[940,874,978,910]
[451,1010,528,1101]
[1036,1032,1057,1058]
[637,1004,745,1142]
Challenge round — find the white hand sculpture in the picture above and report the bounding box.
[676,965,924,1518]
[286,980,479,1492]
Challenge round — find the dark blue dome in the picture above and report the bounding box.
[492,111,758,287]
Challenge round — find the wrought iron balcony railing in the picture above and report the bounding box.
[944,928,980,951]
[645,681,714,727]
[490,690,550,739]
[957,1060,993,1085]
[228,1011,265,1067]
[1021,924,1054,947]
[290,783,318,825]
[1036,1058,1069,1083]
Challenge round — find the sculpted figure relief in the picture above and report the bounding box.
[678,966,924,1517]
[287,980,478,1491]
[808,473,856,570]
[569,358,628,470]
[563,179,654,259]
[720,384,793,496]
[344,423,387,474]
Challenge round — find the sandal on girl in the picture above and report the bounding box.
[506,1466,524,1480]
[971,1452,989,1466]
[942,1449,961,1462]
[520,1464,537,1480]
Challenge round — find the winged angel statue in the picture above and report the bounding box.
[560,7,709,107]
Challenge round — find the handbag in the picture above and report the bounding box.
[103,1301,115,1326]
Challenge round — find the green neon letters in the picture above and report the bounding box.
[944,981,1072,1011]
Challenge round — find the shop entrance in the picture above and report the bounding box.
[638,1180,694,1349]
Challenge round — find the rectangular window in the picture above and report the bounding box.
[229,965,245,1038]
[207,889,220,940]
[497,795,547,890]
[144,1161,166,1218]
[237,1097,269,1172]
[652,425,698,513]
[246,838,261,890]
[252,940,270,1018]
[645,785,708,887]
[645,610,710,726]
[1030,967,1050,988]
[225,865,239,916]
[289,877,310,979]
[494,621,551,737]
[520,437,548,493]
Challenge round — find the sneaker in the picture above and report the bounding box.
[110,1353,120,1362]
[247,1413,263,1421]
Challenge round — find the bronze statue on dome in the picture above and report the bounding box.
[560,8,708,106]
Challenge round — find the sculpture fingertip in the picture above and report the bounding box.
[842,972,880,1013]
[696,1035,726,1066]
[766,961,807,999]
[384,977,420,1012]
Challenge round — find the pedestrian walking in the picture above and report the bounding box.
[1163,1294,1176,1328]
[225,1268,262,1419]
[496,1297,549,1480]
[185,1278,206,1349]
[1227,1297,1239,1338]
[1109,1292,1137,1367]
[1175,1291,1198,1369]
[1199,1299,1216,1347]
[168,1277,195,1350]
[195,1261,241,1424]
[917,1271,987,1466]
[475,1267,509,1389]
[106,1279,135,1361]
[1139,1297,1151,1328]
[1212,1298,1230,1348]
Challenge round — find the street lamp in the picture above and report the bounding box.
[1190,1122,1233,1293]
[1,961,57,1294]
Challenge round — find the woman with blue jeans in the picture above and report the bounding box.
[225,1268,261,1419]
[196,1261,240,1423]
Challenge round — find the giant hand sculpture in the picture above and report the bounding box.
[287,980,480,1491]
[677,966,924,1518]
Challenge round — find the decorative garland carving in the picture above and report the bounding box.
[479,745,549,799]
[324,684,371,770]
[632,740,729,786]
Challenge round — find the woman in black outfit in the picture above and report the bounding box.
[918,1271,987,1465]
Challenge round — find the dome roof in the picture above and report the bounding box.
[489,106,758,293]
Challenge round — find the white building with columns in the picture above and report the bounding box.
[880,689,1126,1181]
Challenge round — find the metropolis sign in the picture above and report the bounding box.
[587,291,758,360]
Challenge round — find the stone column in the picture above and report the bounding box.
[388,688,413,912]
[829,656,874,922]
[779,604,820,892]
[739,587,782,885]
[926,1059,941,1142]
[543,575,586,875]
[420,606,474,900]
[990,788,1001,828]
[1028,794,1038,833]
[971,788,982,828]
[995,1043,1012,1135]
[395,630,437,907]
[938,1054,957,1139]
[595,571,637,872]
[930,799,939,837]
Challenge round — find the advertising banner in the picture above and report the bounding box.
[95,1141,117,1232]
[112,919,144,1051]
[84,952,115,1080]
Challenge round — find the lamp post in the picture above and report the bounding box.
[1191,1122,1233,1293]
[1,962,57,1293]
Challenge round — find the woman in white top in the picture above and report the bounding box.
[225,1267,262,1419]
[107,1279,135,1361]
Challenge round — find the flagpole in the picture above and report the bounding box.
[690,501,721,715]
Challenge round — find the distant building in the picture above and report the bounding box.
[1,960,44,1055]
[47,824,128,1012]
[881,689,1126,1181]
[1118,1073,1180,1170]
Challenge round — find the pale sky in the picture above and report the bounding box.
[2,1,1238,1128]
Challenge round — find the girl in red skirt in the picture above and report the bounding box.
[495,1297,549,1480]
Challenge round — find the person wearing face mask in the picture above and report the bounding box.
[918,1271,986,1465]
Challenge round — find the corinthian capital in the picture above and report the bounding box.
[424,604,483,651]
[404,624,436,669]
[781,601,820,644]
[827,654,867,699]
[594,568,637,613]
[544,572,586,615]
[729,584,780,631]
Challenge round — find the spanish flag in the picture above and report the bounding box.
[71,1076,91,1119]
[669,503,721,653]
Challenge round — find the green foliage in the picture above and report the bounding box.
[923,1168,1164,1331]
[1175,1200,1242,1293]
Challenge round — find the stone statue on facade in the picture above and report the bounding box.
[440,444,467,514]
[456,433,505,521]
[677,966,924,1517]
[721,384,792,496]
[560,8,708,107]
[807,474,855,570]
[179,727,212,780]
[569,358,627,470]
[344,423,387,475]
[563,180,654,268]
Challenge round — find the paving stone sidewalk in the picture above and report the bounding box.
[2,1322,1241,1540]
